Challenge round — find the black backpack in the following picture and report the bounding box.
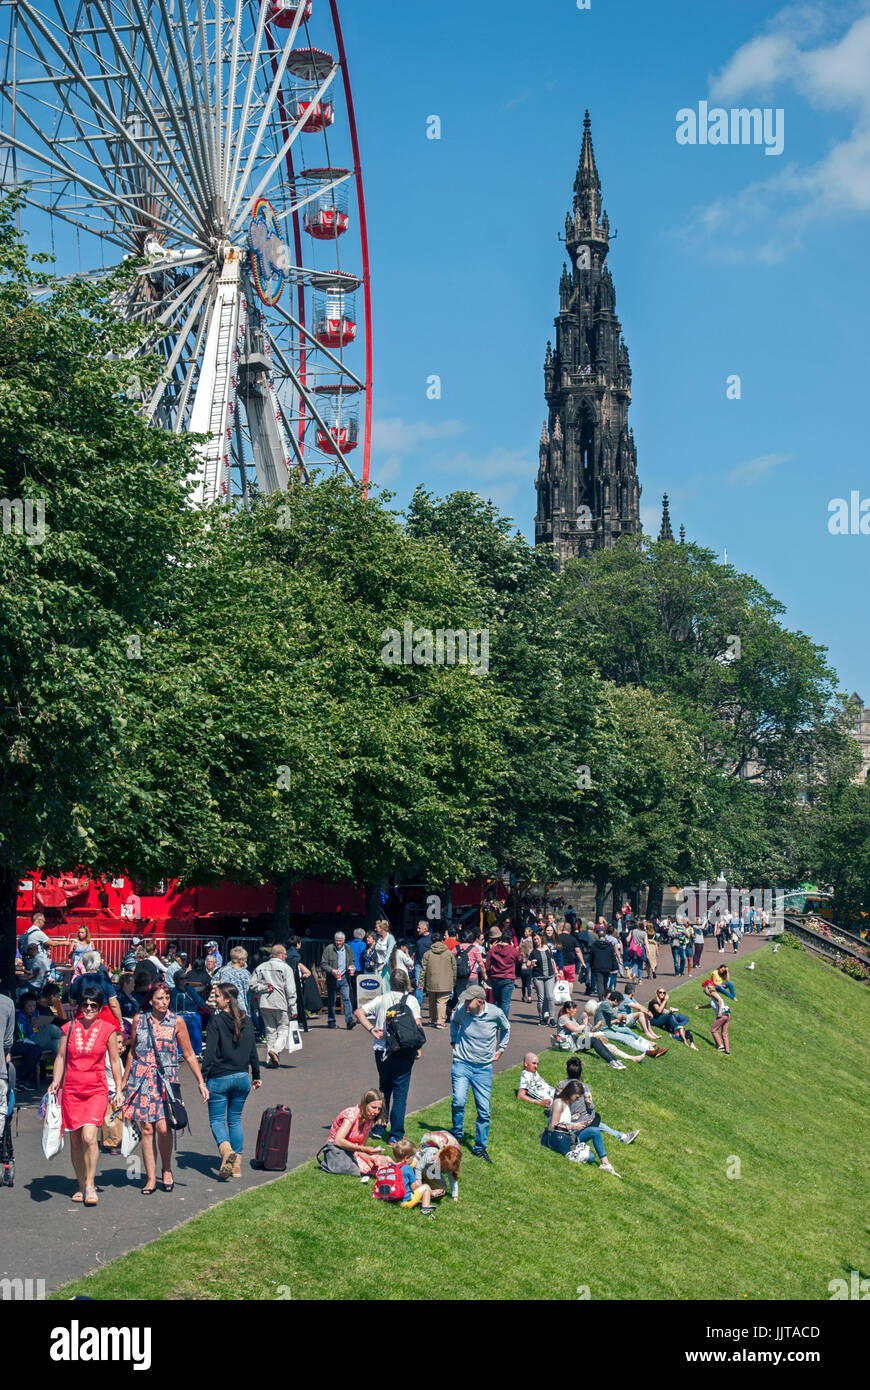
[455,945,472,981]
[385,994,426,1055]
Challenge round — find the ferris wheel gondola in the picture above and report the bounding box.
[0,0,372,504]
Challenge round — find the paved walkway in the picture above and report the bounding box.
[0,932,766,1292]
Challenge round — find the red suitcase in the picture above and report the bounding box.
[252,1105,292,1171]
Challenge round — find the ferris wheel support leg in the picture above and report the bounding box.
[188,250,245,508]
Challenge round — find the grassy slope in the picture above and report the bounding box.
[56,947,870,1301]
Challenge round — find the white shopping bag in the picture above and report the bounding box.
[121,1117,141,1157]
[286,1021,303,1054]
[553,981,572,1006]
[42,1091,64,1160]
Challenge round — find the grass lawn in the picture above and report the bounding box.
[56,946,870,1301]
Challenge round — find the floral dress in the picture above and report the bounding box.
[125,1012,180,1125]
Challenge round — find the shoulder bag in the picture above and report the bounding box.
[145,1015,189,1133]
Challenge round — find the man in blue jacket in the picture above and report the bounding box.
[449,984,510,1165]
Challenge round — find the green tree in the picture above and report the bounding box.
[0,196,224,989]
[405,489,599,912]
[811,781,870,922]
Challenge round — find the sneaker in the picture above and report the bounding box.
[423,1207,436,1218]
[647,1046,669,1058]
[609,1061,626,1070]
[369,1125,386,1139]
[600,1161,621,1177]
[346,1019,357,1030]
[471,1146,493,1165]
[359,1175,370,1184]
[622,1130,641,1144]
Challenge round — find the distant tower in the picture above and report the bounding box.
[535,112,641,569]
[659,493,674,541]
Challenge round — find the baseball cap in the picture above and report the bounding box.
[460,984,486,1004]
[130,936,142,946]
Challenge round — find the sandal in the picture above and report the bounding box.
[72,1190,85,1204]
[141,1182,158,1196]
[218,1150,238,1181]
[83,1187,99,1206]
[161,1177,175,1193]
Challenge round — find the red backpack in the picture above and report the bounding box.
[372,1162,408,1202]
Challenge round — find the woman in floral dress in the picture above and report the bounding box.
[122,981,209,1195]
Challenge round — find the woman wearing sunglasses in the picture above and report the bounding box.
[48,985,124,1207]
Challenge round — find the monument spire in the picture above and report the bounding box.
[535,113,641,569]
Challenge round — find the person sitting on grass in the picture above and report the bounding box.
[556,1057,640,1148]
[518,1051,555,1108]
[544,1081,621,1176]
[552,1001,588,1052]
[388,1138,437,1217]
[618,983,663,1042]
[414,1130,462,1202]
[695,984,732,1053]
[708,965,736,1000]
[648,988,698,1049]
[590,996,664,1056]
[327,1089,392,1180]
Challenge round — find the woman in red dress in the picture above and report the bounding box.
[49,985,124,1207]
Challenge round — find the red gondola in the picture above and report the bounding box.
[267,1,313,25]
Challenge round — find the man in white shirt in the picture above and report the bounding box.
[517,1052,554,1108]
[251,945,298,1068]
[353,967,422,1143]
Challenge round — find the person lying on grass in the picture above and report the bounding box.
[556,1056,640,1149]
[518,1052,555,1107]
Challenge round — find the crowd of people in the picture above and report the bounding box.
[1,897,749,1204]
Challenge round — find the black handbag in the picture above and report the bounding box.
[145,1016,189,1132]
[540,1127,574,1156]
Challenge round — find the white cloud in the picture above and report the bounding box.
[438,446,533,520]
[369,416,465,488]
[685,4,870,261]
[371,417,464,453]
[727,451,793,484]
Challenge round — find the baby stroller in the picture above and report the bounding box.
[0,1063,16,1187]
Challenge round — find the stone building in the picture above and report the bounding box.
[535,112,642,570]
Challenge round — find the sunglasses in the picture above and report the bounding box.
[80,1002,99,1012]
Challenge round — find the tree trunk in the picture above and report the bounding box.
[647,882,665,919]
[364,880,382,932]
[594,877,607,920]
[274,874,293,945]
[0,863,18,995]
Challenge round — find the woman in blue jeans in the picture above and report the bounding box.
[649,988,698,1049]
[201,983,261,1180]
[545,1082,621,1176]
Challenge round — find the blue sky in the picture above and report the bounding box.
[10,1,869,699]
[341,0,870,701]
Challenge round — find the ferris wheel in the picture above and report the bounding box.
[0,0,372,504]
